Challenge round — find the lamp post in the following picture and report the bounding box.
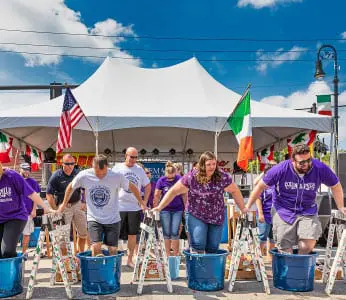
[314,44,339,176]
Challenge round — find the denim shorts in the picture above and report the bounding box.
[160,210,183,240]
[257,220,274,244]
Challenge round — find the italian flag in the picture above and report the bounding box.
[0,132,13,163]
[317,95,332,116]
[257,144,274,171]
[26,144,41,172]
[228,91,253,171]
[287,130,317,156]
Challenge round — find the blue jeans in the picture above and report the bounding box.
[160,210,183,240]
[257,221,274,244]
[188,213,223,253]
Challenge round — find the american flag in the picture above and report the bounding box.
[56,88,84,153]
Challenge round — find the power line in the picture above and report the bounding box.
[1,41,346,54]
[0,27,345,42]
[2,49,346,62]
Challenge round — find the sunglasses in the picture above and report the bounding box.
[295,157,312,166]
[145,171,150,174]
[128,155,138,159]
[63,162,75,166]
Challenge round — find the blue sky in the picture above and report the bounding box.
[0,0,345,146]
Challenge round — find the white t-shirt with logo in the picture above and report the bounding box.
[71,168,129,224]
[112,163,150,211]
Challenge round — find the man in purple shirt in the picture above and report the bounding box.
[19,163,41,255]
[247,143,345,254]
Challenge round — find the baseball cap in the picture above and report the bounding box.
[20,163,31,170]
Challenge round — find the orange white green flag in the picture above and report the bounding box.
[227,90,253,171]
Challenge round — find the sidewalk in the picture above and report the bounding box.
[10,248,346,300]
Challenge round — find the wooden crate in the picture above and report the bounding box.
[137,259,166,281]
[314,268,343,281]
[224,254,257,280]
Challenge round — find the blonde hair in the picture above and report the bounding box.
[174,162,184,176]
[196,151,221,184]
[165,161,176,177]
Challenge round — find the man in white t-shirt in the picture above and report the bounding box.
[58,155,143,257]
[112,147,151,267]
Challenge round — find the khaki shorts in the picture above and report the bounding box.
[23,216,34,236]
[63,202,88,238]
[272,209,322,250]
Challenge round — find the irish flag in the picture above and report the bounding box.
[257,145,274,171]
[0,132,13,163]
[287,130,317,156]
[317,95,332,116]
[228,90,253,171]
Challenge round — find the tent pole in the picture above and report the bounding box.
[214,131,219,159]
[95,117,99,156]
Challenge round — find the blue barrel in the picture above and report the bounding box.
[77,250,124,295]
[168,256,181,280]
[270,248,318,292]
[183,249,228,291]
[0,253,23,298]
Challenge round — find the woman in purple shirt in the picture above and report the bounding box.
[154,161,186,256]
[0,164,51,258]
[153,152,247,253]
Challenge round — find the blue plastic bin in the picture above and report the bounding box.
[0,253,24,298]
[221,207,228,243]
[183,249,228,291]
[77,250,124,295]
[20,227,41,248]
[270,248,318,292]
[168,256,181,280]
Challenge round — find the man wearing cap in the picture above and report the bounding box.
[46,154,87,253]
[19,163,41,255]
[246,143,346,254]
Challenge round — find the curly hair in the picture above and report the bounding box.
[196,151,222,184]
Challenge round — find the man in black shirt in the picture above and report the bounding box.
[46,154,87,252]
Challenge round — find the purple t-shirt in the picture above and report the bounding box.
[23,177,40,214]
[256,186,276,224]
[181,170,232,225]
[156,175,184,212]
[0,170,35,223]
[263,158,339,224]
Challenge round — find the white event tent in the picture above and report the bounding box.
[0,57,332,162]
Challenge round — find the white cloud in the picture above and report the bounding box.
[260,81,346,148]
[0,0,139,67]
[341,32,346,39]
[237,0,302,9]
[256,46,307,74]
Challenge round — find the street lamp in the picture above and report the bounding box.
[314,44,339,176]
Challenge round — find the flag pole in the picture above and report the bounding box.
[217,83,251,135]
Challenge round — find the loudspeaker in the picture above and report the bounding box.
[335,152,346,209]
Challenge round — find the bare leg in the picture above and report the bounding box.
[22,235,30,254]
[77,237,86,253]
[298,239,316,254]
[127,235,137,266]
[91,242,102,257]
[164,240,171,257]
[171,240,180,256]
[260,242,267,256]
[108,246,118,256]
[279,248,293,254]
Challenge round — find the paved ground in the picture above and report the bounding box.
[8,246,346,300]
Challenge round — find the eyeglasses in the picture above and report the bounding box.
[295,158,312,166]
[63,162,75,166]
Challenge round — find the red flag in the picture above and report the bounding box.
[56,88,84,153]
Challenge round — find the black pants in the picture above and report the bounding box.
[0,219,27,258]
